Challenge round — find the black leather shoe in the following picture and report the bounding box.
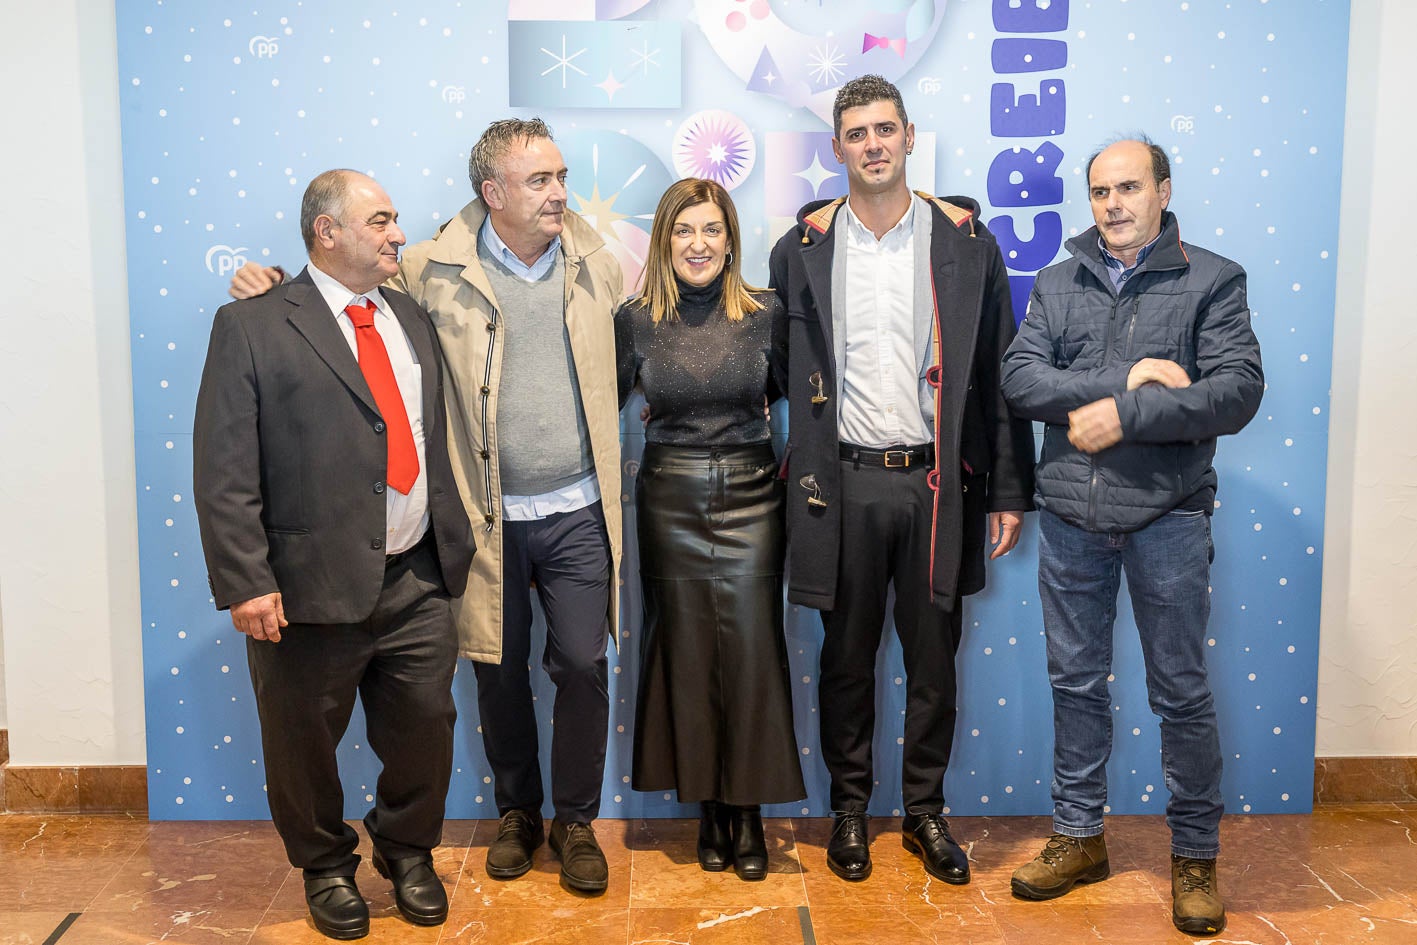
[549,820,609,894]
[485,809,544,879]
[826,811,872,881]
[730,805,768,881]
[372,851,448,926]
[697,801,733,872]
[303,875,369,940]
[902,812,970,884]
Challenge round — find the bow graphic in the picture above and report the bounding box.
[862,33,907,58]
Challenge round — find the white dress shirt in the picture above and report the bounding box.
[837,196,935,448]
[477,215,601,521]
[308,262,430,553]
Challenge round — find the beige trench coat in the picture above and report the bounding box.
[392,199,624,663]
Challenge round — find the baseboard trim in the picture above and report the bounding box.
[0,752,1404,814]
[0,763,147,814]
[1314,756,1417,805]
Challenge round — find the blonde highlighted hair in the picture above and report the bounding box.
[635,178,765,324]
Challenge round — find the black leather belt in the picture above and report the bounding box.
[839,442,935,468]
[385,530,433,568]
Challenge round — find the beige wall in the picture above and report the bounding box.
[0,0,145,765]
[1317,0,1417,757]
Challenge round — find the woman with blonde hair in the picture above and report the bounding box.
[615,178,803,881]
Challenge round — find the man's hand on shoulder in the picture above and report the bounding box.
[1067,397,1123,454]
[231,592,288,642]
[230,263,284,300]
[1127,358,1191,392]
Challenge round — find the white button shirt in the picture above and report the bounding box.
[837,196,934,448]
[308,263,430,554]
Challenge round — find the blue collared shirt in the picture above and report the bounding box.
[479,215,561,283]
[1099,231,1162,291]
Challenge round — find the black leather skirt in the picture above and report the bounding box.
[631,442,806,805]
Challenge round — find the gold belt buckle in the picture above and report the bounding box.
[884,450,910,468]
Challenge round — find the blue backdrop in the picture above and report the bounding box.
[116,0,1348,821]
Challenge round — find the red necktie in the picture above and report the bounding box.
[345,299,419,495]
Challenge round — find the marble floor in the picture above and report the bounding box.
[3,806,1415,944]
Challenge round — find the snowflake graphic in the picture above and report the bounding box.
[629,40,660,77]
[672,110,757,192]
[540,35,588,89]
[807,41,846,87]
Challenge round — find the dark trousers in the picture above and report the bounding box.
[818,459,964,815]
[246,537,457,878]
[473,501,611,824]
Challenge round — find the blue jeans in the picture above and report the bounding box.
[1037,507,1223,858]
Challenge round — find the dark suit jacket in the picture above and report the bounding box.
[769,195,1036,613]
[193,267,475,624]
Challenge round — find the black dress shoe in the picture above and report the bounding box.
[697,801,733,872]
[303,875,369,941]
[372,851,448,926]
[730,805,768,881]
[826,811,872,881]
[902,812,970,884]
[485,808,544,879]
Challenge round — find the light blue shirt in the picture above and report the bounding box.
[479,215,561,283]
[1099,230,1162,292]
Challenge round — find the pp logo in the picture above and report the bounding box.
[916,76,943,95]
[441,86,467,105]
[1170,114,1196,135]
[205,245,250,277]
[248,36,280,58]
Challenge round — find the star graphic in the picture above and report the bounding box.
[572,182,630,243]
[540,35,588,89]
[596,70,626,102]
[761,70,778,86]
[794,150,841,197]
[807,41,846,87]
[629,40,660,77]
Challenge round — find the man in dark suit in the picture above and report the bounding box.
[194,169,475,940]
[769,76,1036,884]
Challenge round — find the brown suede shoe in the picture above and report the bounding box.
[1011,833,1110,900]
[1171,855,1226,935]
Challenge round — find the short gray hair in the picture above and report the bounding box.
[832,74,909,138]
[299,169,354,251]
[467,118,554,198]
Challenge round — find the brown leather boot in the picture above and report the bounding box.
[1171,855,1225,935]
[1011,833,1110,900]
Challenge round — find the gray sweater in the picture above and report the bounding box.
[479,241,595,495]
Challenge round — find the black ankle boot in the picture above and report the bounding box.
[730,805,767,881]
[697,801,733,872]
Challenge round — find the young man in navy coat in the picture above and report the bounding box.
[770,75,1035,885]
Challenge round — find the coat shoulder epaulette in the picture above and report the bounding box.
[916,191,978,237]
[801,198,847,242]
